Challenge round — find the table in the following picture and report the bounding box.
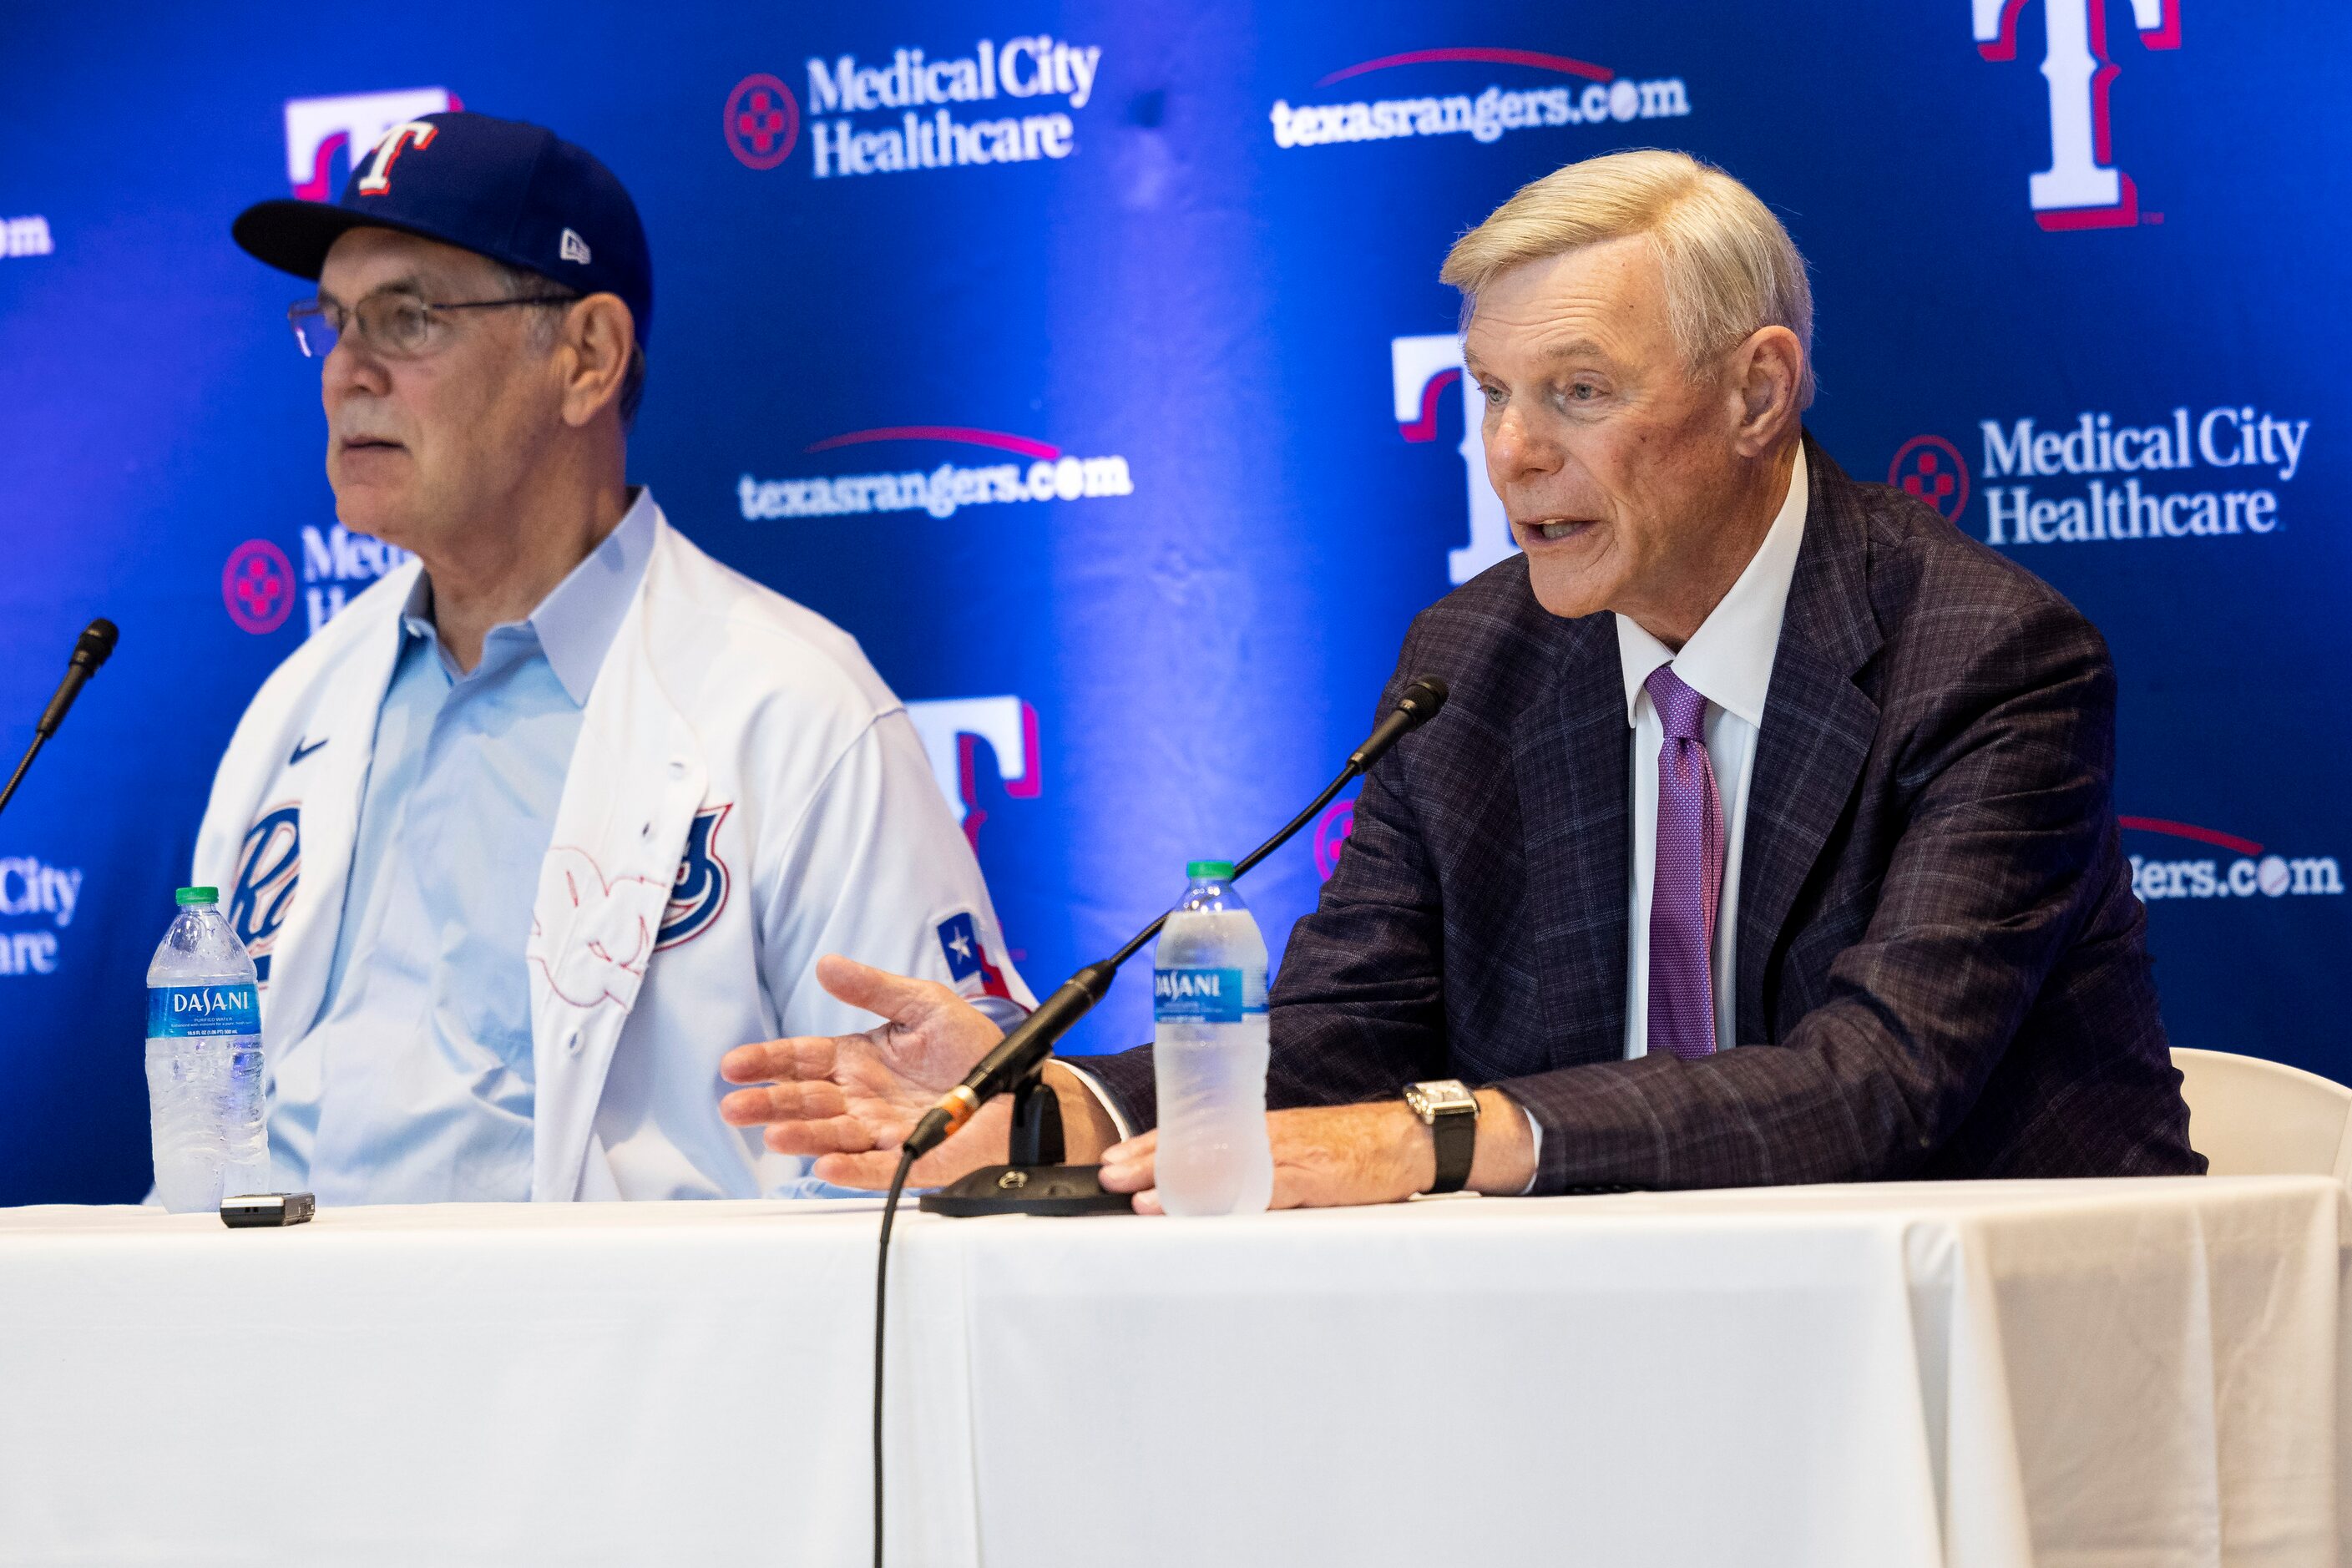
[2,1177,2344,1566]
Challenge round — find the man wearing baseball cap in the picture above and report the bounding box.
[195,111,1034,1204]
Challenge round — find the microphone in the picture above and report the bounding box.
[903,673,1450,1160]
[0,619,118,821]
[41,620,119,736]
[1348,675,1448,771]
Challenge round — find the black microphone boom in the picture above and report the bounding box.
[0,619,118,821]
[875,674,1448,1567]
[903,674,1449,1160]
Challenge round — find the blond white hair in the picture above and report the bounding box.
[1441,149,1814,407]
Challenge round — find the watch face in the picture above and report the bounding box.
[1408,1079,1476,1117]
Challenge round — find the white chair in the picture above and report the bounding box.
[2172,1047,2352,1183]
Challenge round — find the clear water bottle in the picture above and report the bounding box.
[144,886,267,1213]
[1151,860,1273,1216]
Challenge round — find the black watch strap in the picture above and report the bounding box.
[1427,1102,1476,1193]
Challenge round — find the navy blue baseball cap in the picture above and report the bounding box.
[233,110,653,346]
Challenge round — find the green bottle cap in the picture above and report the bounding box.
[1186,860,1236,881]
[176,886,219,906]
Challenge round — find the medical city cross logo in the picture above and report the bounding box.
[282,88,460,200]
[1888,436,1972,522]
[1974,0,2180,229]
[725,74,801,169]
[223,540,297,635]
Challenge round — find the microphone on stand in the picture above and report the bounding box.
[869,674,1451,1568]
[907,675,1449,1178]
[0,619,119,820]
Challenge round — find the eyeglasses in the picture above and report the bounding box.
[287,291,578,360]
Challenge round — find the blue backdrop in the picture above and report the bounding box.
[2,0,2344,1202]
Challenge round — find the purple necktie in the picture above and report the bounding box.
[1646,665,1724,1060]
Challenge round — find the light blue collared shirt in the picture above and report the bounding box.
[270,491,659,1204]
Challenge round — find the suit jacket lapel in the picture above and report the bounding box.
[1514,611,1631,1067]
[1735,438,1882,1044]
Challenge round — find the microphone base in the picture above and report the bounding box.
[918,1163,1132,1217]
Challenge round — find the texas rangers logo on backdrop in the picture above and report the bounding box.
[2124,815,2342,903]
[283,88,460,200]
[903,697,1040,850]
[738,427,1133,522]
[1393,335,1514,585]
[1271,45,1689,153]
[655,805,732,951]
[1974,0,2180,229]
[230,805,301,985]
[935,911,1014,1002]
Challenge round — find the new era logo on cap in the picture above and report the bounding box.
[560,227,591,264]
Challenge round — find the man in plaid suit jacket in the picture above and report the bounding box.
[1075,429,2201,1193]
[719,152,2200,1205]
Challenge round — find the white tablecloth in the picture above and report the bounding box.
[1,1177,2343,1566]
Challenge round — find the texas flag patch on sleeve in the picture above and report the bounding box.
[936,911,1014,1002]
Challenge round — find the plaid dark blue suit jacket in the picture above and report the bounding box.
[1085,438,2203,1190]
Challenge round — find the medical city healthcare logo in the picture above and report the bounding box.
[0,854,83,977]
[737,427,1133,522]
[1973,0,2179,230]
[728,33,1104,180]
[1892,402,2314,547]
[1270,45,1690,153]
[282,88,461,200]
[222,529,412,639]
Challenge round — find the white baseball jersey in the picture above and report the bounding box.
[192,499,1031,1200]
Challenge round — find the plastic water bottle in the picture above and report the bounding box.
[1151,860,1273,1216]
[144,886,267,1213]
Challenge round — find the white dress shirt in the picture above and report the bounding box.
[1510,444,1808,1181]
[1614,442,1810,1058]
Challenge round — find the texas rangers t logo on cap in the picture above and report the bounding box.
[356,120,439,195]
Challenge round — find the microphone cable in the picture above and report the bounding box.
[873,1146,917,1568]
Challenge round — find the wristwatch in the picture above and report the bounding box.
[1401,1078,1479,1194]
